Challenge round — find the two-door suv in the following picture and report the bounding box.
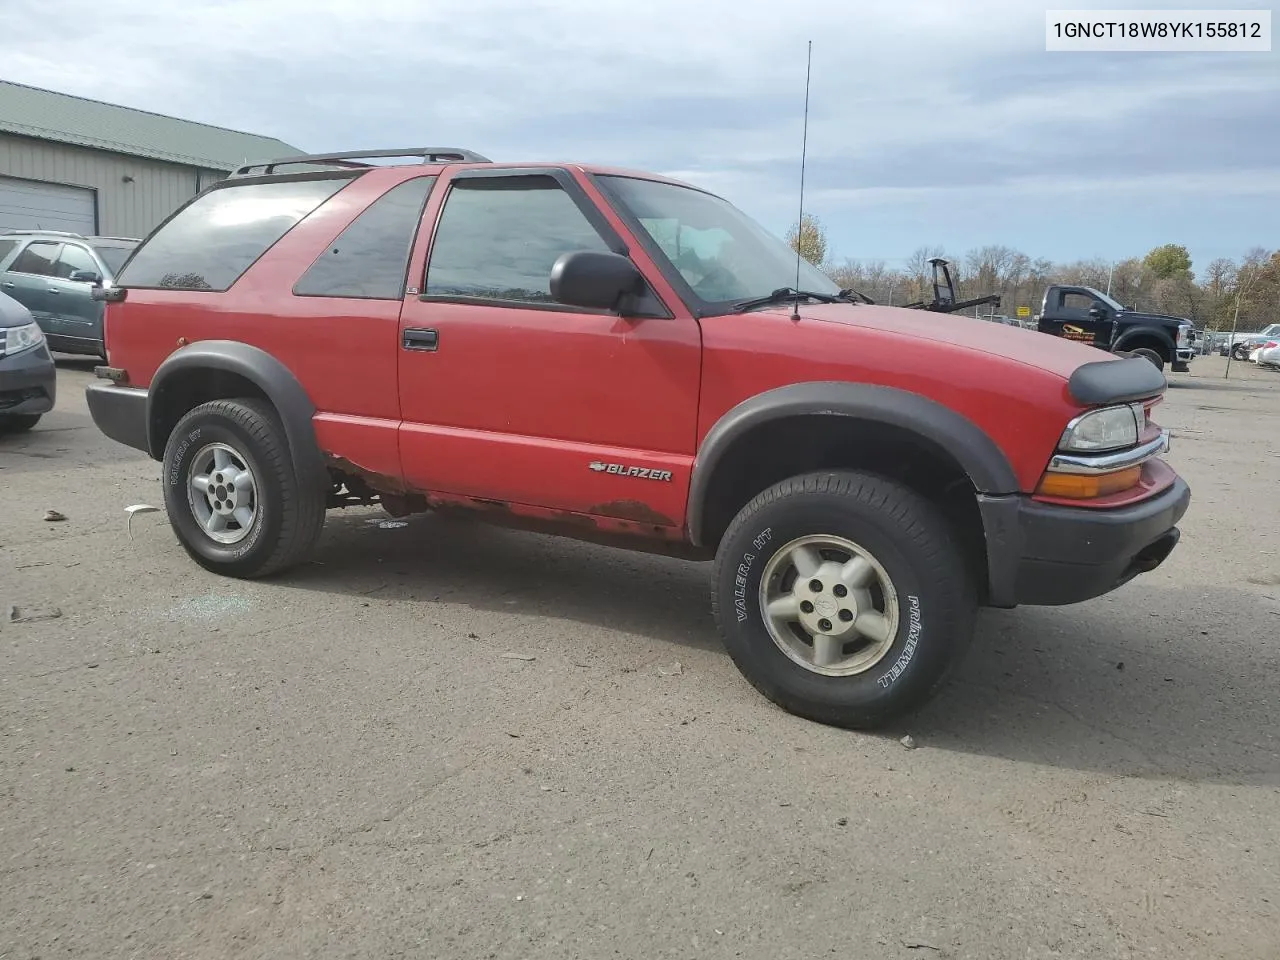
[86,148,1190,728]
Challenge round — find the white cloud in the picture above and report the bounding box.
[4,0,1276,263]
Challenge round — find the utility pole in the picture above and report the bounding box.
[1106,262,1115,297]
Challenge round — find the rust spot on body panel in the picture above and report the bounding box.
[587,499,675,526]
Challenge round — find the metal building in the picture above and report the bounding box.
[0,80,299,239]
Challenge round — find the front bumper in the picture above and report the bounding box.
[1173,347,1194,371]
[979,474,1191,607]
[0,343,57,415]
[85,380,150,454]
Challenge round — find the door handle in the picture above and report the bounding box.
[402,328,438,351]
[47,288,60,294]
[1,282,13,289]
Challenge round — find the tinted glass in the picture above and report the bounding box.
[295,176,435,299]
[117,176,353,291]
[10,241,61,277]
[54,244,99,279]
[598,175,840,306]
[91,244,135,276]
[424,176,610,302]
[0,238,19,264]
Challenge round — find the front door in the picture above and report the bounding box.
[46,242,105,348]
[396,168,702,527]
[1050,289,1114,350]
[0,239,62,335]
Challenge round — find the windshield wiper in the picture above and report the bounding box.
[839,287,875,305]
[731,287,862,313]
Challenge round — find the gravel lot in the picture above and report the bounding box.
[3,354,1278,960]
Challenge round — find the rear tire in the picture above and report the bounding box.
[711,470,977,729]
[162,398,326,578]
[1130,347,1165,371]
[0,414,41,433]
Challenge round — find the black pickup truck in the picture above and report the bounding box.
[1036,285,1195,373]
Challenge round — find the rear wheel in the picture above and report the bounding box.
[0,414,41,433]
[162,398,326,578]
[1130,347,1165,371]
[711,470,977,729]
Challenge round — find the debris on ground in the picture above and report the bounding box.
[836,816,848,826]
[658,662,684,676]
[902,940,941,952]
[43,509,67,522]
[500,653,536,662]
[8,604,63,624]
[125,504,161,538]
[900,734,918,750]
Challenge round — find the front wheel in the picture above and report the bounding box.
[711,470,977,729]
[162,398,326,578]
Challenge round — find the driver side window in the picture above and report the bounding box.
[1062,292,1094,313]
[424,175,611,304]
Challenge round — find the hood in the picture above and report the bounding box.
[771,302,1107,381]
[1117,310,1189,326]
[0,290,36,328]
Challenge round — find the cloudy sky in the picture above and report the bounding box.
[6,0,1276,274]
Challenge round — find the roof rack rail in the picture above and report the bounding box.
[230,147,492,177]
[2,228,84,237]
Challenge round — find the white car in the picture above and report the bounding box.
[1255,340,1280,369]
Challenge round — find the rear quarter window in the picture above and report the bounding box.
[293,175,436,299]
[116,176,354,292]
[0,238,20,266]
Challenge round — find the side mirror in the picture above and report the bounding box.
[69,270,103,285]
[550,251,642,311]
[1088,304,1107,320]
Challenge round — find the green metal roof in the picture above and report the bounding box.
[0,80,301,171]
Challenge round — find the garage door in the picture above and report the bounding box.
[0,176,96,234]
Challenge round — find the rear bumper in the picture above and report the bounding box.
[0,344,57,415]
[980,474,1191,607]
[85,380,151,455]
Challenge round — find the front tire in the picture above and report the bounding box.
[712,470,977,729]
[1130,347,1165,371]
[162,398,326,578]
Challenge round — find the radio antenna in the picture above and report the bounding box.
[791,40,813,322]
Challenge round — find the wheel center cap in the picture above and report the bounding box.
[814,596,837,616]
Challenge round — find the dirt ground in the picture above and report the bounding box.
[2,353,1278,960]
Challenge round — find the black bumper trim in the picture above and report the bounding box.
[0,345,57,416]
[979,476,1191,607]
[86,381,151,456]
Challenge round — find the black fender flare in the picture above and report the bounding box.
[146,340,325,482]
[1112,326,1175,357]
[685,381,1020,547]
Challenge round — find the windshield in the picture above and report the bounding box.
[597,175,841,309]
[1086,287,1127,312]
[91,244,137,277]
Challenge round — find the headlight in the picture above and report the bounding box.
[1177,324,1192,347]
[1059,403,1142,453]
[1,322,45,357]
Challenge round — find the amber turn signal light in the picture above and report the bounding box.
[1035,466,1142,499]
